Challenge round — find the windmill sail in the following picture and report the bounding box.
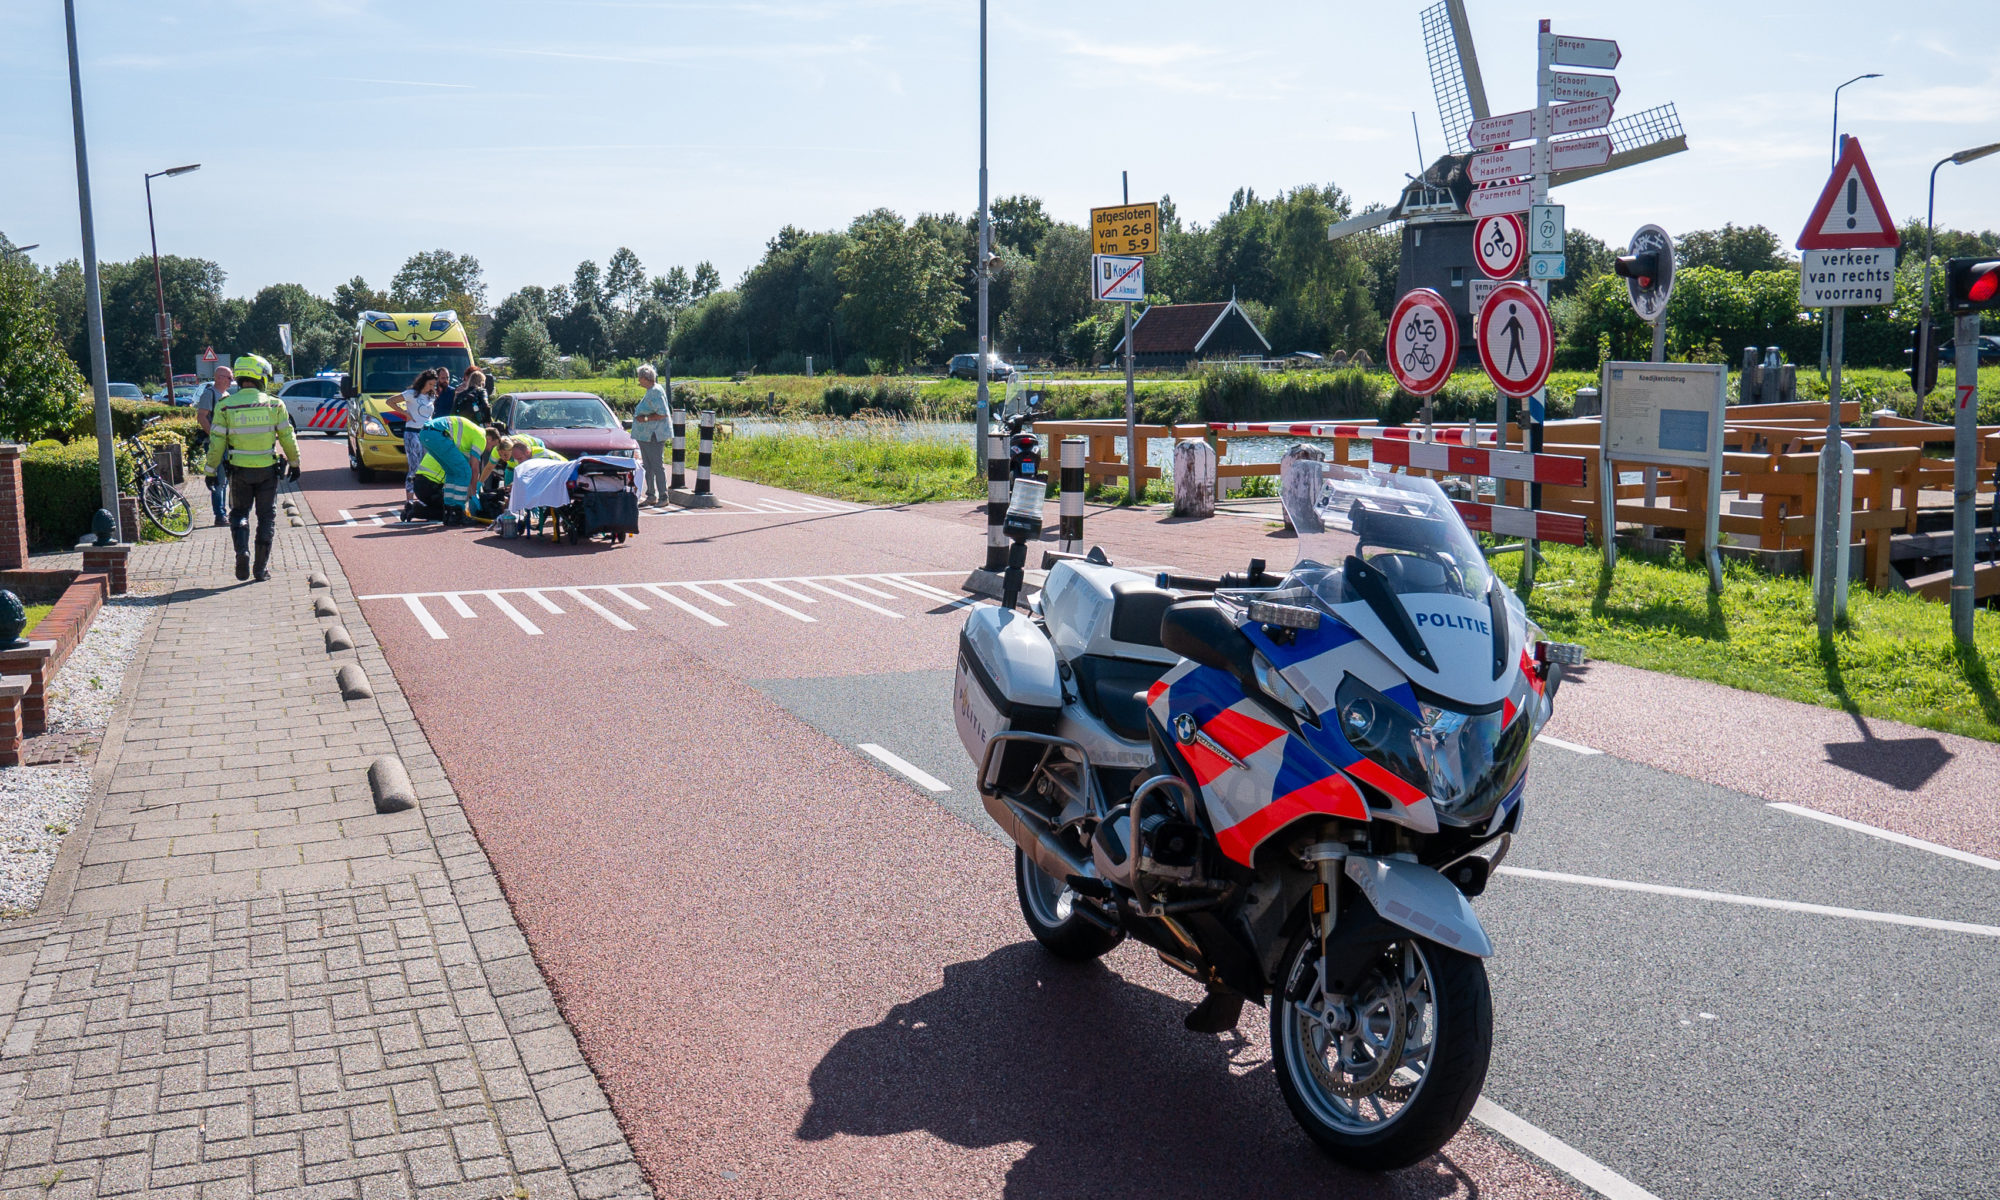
[1423,0,1490,153]
[1550,102,1687,187]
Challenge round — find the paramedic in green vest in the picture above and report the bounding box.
[203,354,298,582]
[406,415,498,525]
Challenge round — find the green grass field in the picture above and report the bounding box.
[1522,542,2000,743]
[711,428,985,505]
[22,604,52,636]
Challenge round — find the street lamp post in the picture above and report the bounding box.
[975,0,991,470]
[63,0,119,536]
[145,163,200,401]
[0,244,39,261]
[1821,72,1882,379]
[1916,141,2000,646]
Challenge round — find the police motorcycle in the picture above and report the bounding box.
[953,462,1583,1170]
[1000,389,1042,482]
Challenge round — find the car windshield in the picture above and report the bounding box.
[1281,462,1491,606]
[108,384,143,399]
[513,398,618,431]
[358,346,472,395]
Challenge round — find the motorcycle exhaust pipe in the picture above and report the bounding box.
[981,787,1095,888]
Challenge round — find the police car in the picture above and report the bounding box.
[276,376,351,436]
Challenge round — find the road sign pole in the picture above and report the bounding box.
[1122,171,1137,504]
[975,0,990,483]
[1520,23,1559,588]
[1952,311,1980,646]
[1814,307,1845,636]
[65,0,119,541]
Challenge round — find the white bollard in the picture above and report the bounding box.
[1172,440,1216,518]
[1279,444,1327,531]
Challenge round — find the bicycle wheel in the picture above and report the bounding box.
[139,476,195,539]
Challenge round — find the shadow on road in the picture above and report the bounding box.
[798,942,1481,1199]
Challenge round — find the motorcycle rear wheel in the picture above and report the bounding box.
[1014,846,1122,961]
[1271,930,1490,1172]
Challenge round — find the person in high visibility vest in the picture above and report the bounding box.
[405,415,498,525]
[203,354,298,581]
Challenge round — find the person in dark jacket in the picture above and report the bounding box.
[449,368,492,426]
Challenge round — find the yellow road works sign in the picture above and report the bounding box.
[1091,202,1160,256]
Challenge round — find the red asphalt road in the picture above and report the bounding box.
[297,440,1579,1200]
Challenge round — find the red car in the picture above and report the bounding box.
[490,391,639,459]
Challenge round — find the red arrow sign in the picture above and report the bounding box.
[1550,72,1619,105]
[1467,181,1533,217]
[1552,97,1613,135]
[1550,135,1613,172]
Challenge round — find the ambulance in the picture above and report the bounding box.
[341,310,476,483]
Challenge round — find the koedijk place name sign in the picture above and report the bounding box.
[1799,247,1895,307]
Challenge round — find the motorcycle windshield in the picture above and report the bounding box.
[1282,463,1490,604]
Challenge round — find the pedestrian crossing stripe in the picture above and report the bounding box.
[357,571,979,639]
[333,496,862,527]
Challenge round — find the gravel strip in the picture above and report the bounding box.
[0,597,160,916]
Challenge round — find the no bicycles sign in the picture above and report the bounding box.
[1386,289,1458,396]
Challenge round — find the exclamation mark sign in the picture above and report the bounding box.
[1846,178,1859,229]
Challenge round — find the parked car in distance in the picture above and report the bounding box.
[107,382,145,402]
[947,353,1016,381]
[1939,335,2000,366]
[277,376,352,435]
[155,385,198,406]
[491,391,638,459]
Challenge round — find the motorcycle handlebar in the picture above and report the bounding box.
[1155,568,1282,593]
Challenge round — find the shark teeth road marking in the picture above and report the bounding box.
[357,571,973,640]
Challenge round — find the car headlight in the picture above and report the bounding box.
[363,418,385,436]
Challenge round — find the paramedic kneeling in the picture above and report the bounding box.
[406,416,498,525]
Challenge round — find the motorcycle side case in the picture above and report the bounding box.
[955,607,1063,786]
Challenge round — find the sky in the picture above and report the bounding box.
[3,0,1998,304]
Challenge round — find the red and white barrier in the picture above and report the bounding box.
[1452,501,1588,545]
[1208,421,1495,444]
[1368,439,1586,488]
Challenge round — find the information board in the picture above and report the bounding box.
[1091,203,1160,256]
[1599,360,1726,589]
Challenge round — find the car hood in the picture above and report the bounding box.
[528,427,638,456]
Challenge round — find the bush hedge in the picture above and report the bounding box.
[21,438,137,548]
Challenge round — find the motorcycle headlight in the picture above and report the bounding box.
[1333,674,1430,797]
[363,417,385,436]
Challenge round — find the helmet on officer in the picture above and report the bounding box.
[231,354,273,388]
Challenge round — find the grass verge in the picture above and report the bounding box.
[22,604,52,636]
[712,429,984,505]
[1522,541,2000,743]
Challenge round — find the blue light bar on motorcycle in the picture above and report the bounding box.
[1247,599,1321,630]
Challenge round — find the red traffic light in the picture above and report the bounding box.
[1614,252,1660,290]
[1946,257,2000,314]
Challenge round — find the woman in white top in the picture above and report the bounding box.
[387,369,442,502]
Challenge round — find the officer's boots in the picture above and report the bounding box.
[252,541,273,583]
[231,522,251,581]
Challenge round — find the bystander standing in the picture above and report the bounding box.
[631,363,670,505]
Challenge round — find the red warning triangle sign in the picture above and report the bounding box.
[1798,137,1899,250]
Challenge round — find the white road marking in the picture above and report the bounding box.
[564,587,637,631]
[443,593,478,619]
[339,509,355,524]
[678,583,736,607]
[756,580,820,604]
[857,744,951,792]
[876,574,960,600]
[721,581,814,622]
[1472,1098,1665,1200]
[1768,803,2000,871]
[835,577,901,600]
[1536,734,1602,755]
[720,499,765,512]
[642,584,728,627]
[794,579,903,619]
[404,596,447,640]
[525,589,565,614]
[602,586,649,611]
[482,591,542,635]
[1496,865,2000,939]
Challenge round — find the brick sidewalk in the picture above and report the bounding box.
[0,483,648,1199]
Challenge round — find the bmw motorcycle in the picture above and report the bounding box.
[953,462,1582,1170]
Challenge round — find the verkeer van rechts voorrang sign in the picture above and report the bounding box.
[1799,247,1895,307]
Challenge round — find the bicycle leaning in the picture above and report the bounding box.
[122,419,196,539]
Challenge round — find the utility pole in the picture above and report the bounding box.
[145,163,201,402]
[975,0,991,468]
[1122,170,1137,504]
[64,0,118,536]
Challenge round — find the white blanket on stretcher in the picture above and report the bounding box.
[505,456,640,515]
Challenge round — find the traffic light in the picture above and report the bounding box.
[1906,325,1940,397]
[1944,258,2000,314]
[1614,252,1660,290]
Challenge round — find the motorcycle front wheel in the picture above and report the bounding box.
[1014,846,1122,961]
[1271,930,1490,1171]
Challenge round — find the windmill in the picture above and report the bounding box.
[1329,0,1690,340]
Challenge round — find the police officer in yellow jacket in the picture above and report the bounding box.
[204,355,299,581]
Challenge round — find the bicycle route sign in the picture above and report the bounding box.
[1476,283,1553,398]
[1475,214,1525,280]
[1387,289,1459,396]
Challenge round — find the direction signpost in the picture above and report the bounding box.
[1796,137,1900,634]
[1549,71,1619,104]
[1474,214,1524,280]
